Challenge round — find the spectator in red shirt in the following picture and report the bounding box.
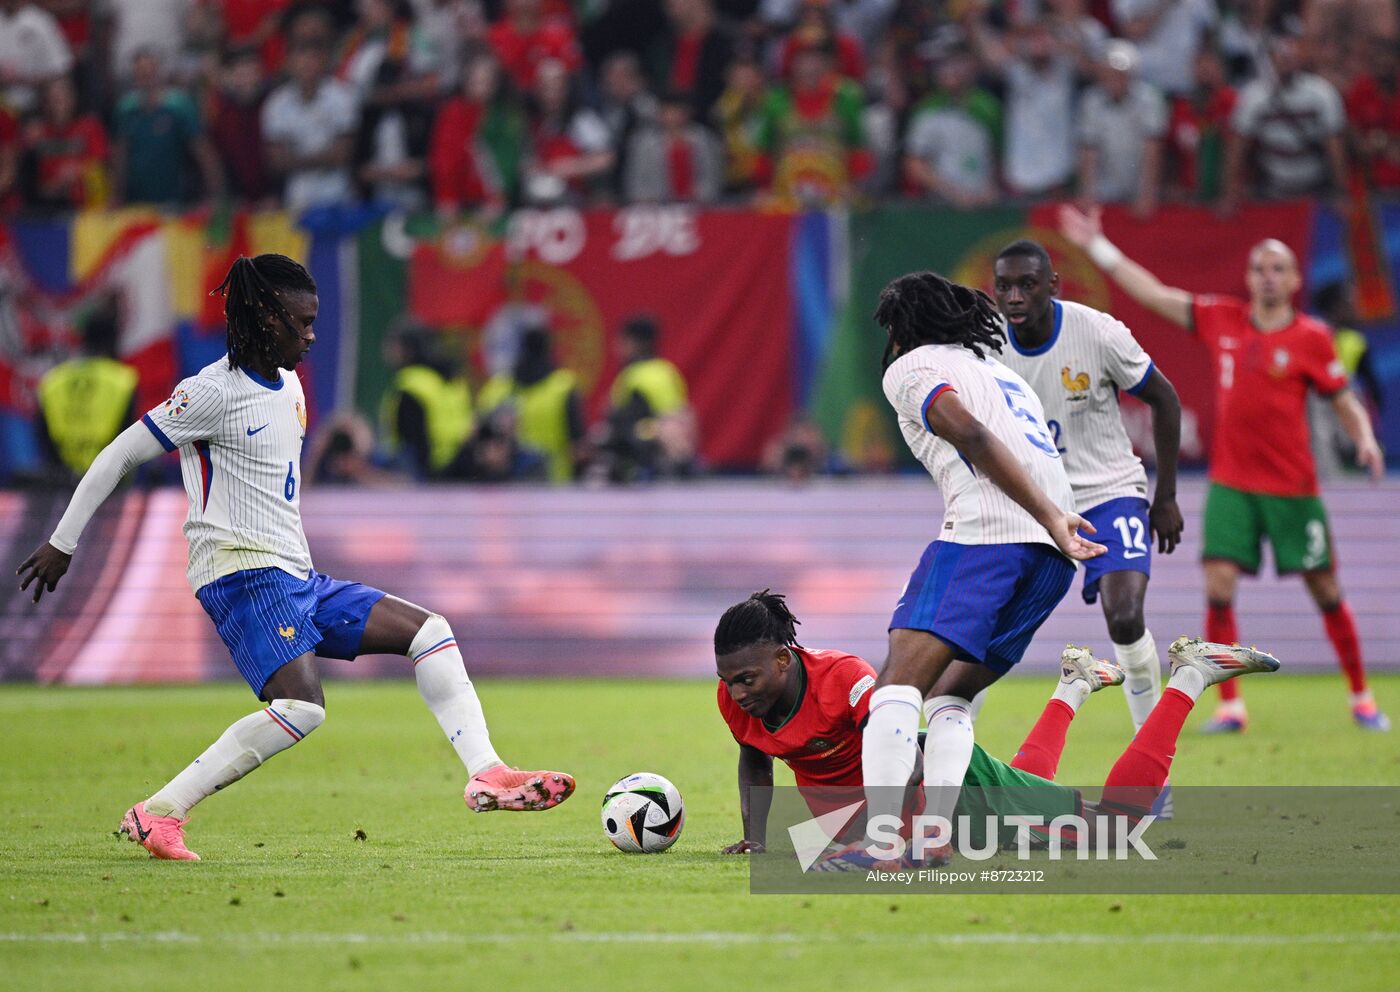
[1344,38,1400,191]
[1165,46,1237,203]
[429,50,528,216]
[21,74,107,210]
[776,0,864,83]
[207,46,272,205]
[0,103,19,214]
[657,0,734,123]
[488,0,581,91]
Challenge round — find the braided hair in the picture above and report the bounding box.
[212,254,316,373]
[714,589,803,656]
[874,271,1005,369]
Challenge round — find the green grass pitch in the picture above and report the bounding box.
[3,674,1399,991]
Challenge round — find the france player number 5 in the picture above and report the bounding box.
[284,461,296,502]
[994,378,1059,457]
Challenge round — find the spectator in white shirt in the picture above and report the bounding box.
[261,41,360,211]
[1112,0,1218,96]
[0,1,72,111]
[1224,33,1347,208]
[1076,40,1166,215]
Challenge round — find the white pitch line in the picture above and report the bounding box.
[1,931,1398,948]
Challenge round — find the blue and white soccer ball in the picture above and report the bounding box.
[601,773,685,853]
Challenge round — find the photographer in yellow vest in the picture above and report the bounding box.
[380,322,474,480]
[594,315,697,482]
[477,324,586,483]
[36,297,138,478]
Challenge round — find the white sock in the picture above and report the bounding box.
[922,695,974,838]
[861,685,922,832]
[1167,665,1208,703]
[410,614,502,777]
[145,699,326,818]
[1052,678,1092,713]
[1114,628,1162,731]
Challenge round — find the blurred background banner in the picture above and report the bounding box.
[3,478,1396,686]
[4,199,1399,484]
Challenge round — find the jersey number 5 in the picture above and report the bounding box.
[995,378,1059,457]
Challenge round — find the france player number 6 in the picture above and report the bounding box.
[994,377,1059,457]
[284,461,296,502]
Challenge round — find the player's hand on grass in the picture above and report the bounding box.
[1057,204,1101,249]
[1150,497,1184,554]
[1356,438,1385,480]
[722,839,766,855]
[17,543,71,603]
[1050,512,1107,561]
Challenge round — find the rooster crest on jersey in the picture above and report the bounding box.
[1061,366,1091,398]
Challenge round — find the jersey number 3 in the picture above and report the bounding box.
[995,378,1059,457]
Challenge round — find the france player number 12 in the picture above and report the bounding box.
[1113,515,1149,557]
[995,377,1059,457]
[284,461,296,502]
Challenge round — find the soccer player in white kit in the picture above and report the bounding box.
[820,271,1106,870]
[16,254,574,861]
[992,240,1184,734]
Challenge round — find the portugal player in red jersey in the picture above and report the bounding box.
[1060,206,1387,733]
[713,591,1280,859]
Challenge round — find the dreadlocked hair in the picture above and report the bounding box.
[212,254,316,372]
[714,589,803,656]
[874,270,1005,369]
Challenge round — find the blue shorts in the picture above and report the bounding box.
[1079,497,1152,604]
[890,541,1074,675]
[196,567,387,698]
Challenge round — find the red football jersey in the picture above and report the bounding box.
[717,648,877,789]
[1192,296,1349,496]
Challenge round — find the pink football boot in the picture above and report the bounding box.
[118,802,200,861]
[464,764,575,812]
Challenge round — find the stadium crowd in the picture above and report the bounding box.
[0,0,1396,215]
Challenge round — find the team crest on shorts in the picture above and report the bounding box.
[163,389,191,418]
[278,624,296,641]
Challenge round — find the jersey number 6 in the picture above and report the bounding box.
[284,461,296,502]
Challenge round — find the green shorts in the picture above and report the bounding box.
[1202,482,1333,575]
[954,744,1081,849]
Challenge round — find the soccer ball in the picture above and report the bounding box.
[600,773,685,853]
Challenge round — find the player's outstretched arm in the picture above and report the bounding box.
[1134,369,1185,553]
[1058,205,1194,329]
[926,392,1107,561]
[723,744,774,854]
[1331,389,1386,479]
[16,421,166,603]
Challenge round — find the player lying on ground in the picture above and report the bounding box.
[1060,205,1387,734]
[866,271,1105,861]
[16,254,574,862]
[712,591,1279,860]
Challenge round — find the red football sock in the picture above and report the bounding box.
[1010,699,1074,780]
[1101,688,1194,813]
[1206,603,1241,703]
[1323,601,1367,695]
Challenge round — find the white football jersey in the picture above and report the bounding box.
[141,357,312,592]
[883,342,1075,547]
[997,300,1153,513]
